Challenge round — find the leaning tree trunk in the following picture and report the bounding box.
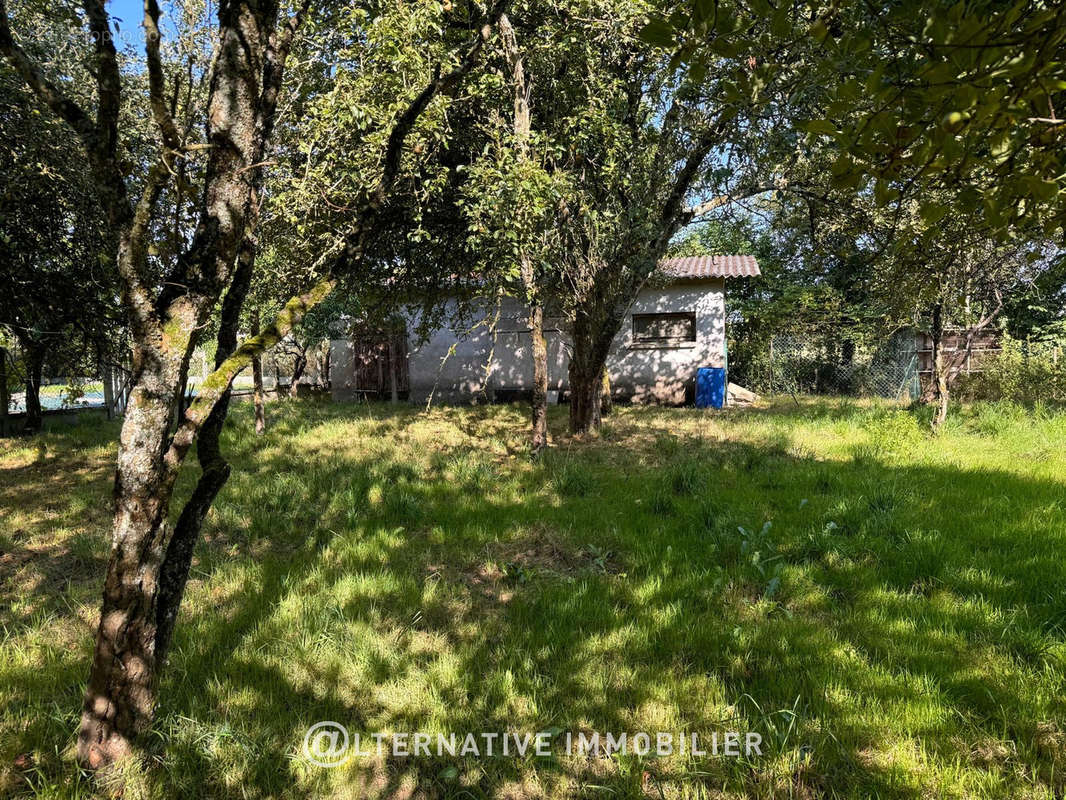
[22,343,45,434]
[76,0,285,765]
[153,202,266,668]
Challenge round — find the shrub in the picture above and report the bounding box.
[956,335,1066,406]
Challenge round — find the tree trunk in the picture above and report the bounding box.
[22,342,45,434]
[252,311,266,434]
[529,299,548,454]
[600,366,612,416]
[389,336,399,404]
[153,220,261,673]
[568,366,602,435]
[273,355,284,397]
[930,301,949,431]
[101,360,115,421]
[567,309,618,435]
[290,346,307,389]
[0,346,8,436]
[500,16,548,454]
[77,349,186,767]
[76,0,291,766]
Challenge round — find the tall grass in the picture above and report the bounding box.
[1,398,1064,798]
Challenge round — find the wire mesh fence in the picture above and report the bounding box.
[1,337,329,436]
[749,332,921,400]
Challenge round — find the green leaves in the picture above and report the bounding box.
[638,18,675,48]
[800,119,838,136]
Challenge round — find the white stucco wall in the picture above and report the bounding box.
[331,278,727,405]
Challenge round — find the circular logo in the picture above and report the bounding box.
[302,721,350,768]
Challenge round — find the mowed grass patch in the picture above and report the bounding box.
[1,397,1065,798]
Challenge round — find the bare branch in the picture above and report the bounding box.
[684,184,775,220]
[144,0,183,155]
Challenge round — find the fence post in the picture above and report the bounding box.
[101,361,114,420]
[0,346,8,437]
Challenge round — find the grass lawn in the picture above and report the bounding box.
[2,398,1065,799]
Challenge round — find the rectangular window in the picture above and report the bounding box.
[632,312,696,344]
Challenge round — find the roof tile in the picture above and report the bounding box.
[659,254,760,279]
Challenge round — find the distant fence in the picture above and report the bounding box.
[753,332,921,400]
[0,343,134,435]
[1,339,328,436]
[914,327,1000,398]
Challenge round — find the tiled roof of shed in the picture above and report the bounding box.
[659,254,761,279]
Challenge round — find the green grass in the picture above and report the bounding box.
[2,398,1065,798]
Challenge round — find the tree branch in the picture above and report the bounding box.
[82,0,122,160]
[260,0,311,138]
[144,0,183,156]
[164,277,336,471]
[373,0,511,211]
[684,184,776,220]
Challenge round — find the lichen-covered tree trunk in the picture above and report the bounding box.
[77,336,188,767]
[77,1,277,767]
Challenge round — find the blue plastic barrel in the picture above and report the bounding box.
[695,367,726,409]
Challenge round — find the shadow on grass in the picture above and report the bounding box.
[2,400,1065,798]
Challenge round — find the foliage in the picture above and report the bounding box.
[656,0,1066,234]
[813,1,1066,235]
[956,332,1066,405]
[0,11,116,371]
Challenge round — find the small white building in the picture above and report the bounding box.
[330,255,760,405]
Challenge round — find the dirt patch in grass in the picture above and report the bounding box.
[448,527,623,605]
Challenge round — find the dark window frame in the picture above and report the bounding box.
[631,311,697,344]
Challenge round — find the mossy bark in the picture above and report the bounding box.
[77,2,284,769]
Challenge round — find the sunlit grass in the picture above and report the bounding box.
[1,397,1065,798]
